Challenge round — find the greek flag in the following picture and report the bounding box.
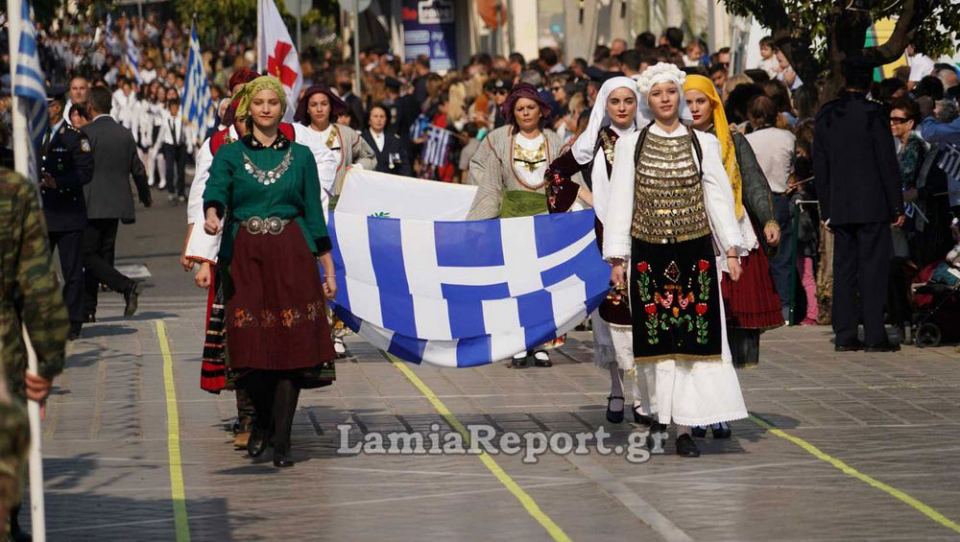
[422,127,451,167]
[938,144,960,181]
[182,24,214,140]
[125,28,141,84]
[409,114,430,140]
[329,210,609,367]
[12,0,47,183]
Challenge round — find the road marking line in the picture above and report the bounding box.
[749,414,960,535]
[563,452,694,542]
[385,354,572,542]
[156,321,191,542]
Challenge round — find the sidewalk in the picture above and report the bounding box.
[30,202,960,541]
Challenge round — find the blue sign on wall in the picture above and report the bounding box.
[402,0,457,72]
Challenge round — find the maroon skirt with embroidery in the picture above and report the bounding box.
[721,247,784,330]
[225,222,336,373]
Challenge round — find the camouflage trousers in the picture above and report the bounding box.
[0,402,28,536]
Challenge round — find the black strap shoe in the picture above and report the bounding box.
[632,405,653,426]
[246,426,269,458]
[605,396,624,423]
[273,450,295,468]
[690,426,707,438]
[676,434,701,457]
[834,340,864,352]
[711,422,732,439]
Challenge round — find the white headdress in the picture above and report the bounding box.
[571,76,649,165]
[635,62,693,122]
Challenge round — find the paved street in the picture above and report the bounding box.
[30,198,960,541]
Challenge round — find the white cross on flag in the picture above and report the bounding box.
[257,0,303,121]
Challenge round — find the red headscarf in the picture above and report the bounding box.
[501,82,551,128]
[221,96,243,127]
[294,85,348,126]
[228,68,259,91]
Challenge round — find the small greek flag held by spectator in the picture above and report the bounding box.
[125,28,141,84]
[409,114,430,140]
[422,127,451,167]
[182,23,215,141]
[12,0,47,183]
[938,143,960,181]
[328,208,609,367]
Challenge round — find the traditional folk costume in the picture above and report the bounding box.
[466,83,564,366]
[603,64,748,456]
[684,76,783,371]
[293,86,376,358]
[467,83,564,220]
[546,77,649,423]
[292,85,376,217]
[203,77,336,466]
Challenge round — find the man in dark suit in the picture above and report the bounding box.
[41,91,94,340]
[814,59,905,352]
[80,86,152,321]
[361,104,413,177]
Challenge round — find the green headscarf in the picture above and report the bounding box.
[236,75,287,120]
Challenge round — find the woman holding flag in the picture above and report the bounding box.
[603,64,748,458]
[203,76,337,468]
[466,82,564,367]
[293,85,375,216]
[545,76,651,427]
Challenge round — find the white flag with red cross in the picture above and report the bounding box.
[257,0,303,121]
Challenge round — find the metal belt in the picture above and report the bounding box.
[239,216,290,235]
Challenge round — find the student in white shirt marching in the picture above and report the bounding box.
[111,77,139,131]
[136,85,163,187]
[158,95,194,202]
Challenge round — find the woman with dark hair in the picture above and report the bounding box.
[759,79,796,127]
[292,85,376,215]
[466,82,564,367]
[361,103,412,176]
[745,95,797,322]
[724,83,764,127]
[203,76,337,468]
[792,84,819,123]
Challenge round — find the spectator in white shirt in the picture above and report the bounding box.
[745,95,796,319]
[906,43,936,91]
[158,96,194,202]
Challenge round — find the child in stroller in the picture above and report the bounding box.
[911,219,960,347]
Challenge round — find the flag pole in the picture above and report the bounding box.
[353,0,361,100]
[256,0,263,73]
[7,2,47,537]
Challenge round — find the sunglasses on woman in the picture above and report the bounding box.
[889,116,910,125]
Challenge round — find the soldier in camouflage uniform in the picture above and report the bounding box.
[0,168,68,540]
[0,365,28,535]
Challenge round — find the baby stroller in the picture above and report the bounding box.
[911,242,960,348]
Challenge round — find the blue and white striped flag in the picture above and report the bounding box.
[422,126,451,167]
[328,209,609,367]
[12,0,47,183]
[409,114,430,140]
[125,28,141,84]
[181,23,215,140]
[938,143,960,181]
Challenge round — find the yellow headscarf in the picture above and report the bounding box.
[683,75,744,220]
[236,75,287,120]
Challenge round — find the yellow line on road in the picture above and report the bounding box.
[386,354,572,542]
[749,414,960,535]
[157,321,191,542]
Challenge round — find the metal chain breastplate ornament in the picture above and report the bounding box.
[631,132,711,244]
[242,150,294,186]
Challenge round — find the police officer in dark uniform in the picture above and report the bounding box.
[813,58,905,353]
[40,89,94,340]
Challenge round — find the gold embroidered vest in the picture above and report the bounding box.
[631,131,711,244]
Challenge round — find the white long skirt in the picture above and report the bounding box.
[631,267,748,427]
[591,314,634,370]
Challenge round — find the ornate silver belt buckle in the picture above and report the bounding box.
[246,216,264,235]
[265,217,284,235]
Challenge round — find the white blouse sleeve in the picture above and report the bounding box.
[601,132,640,261]
[590,148,610,223]
[186,138,213,225]
[696,131,747,256]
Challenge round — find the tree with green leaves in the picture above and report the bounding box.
[722,0,960,101]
